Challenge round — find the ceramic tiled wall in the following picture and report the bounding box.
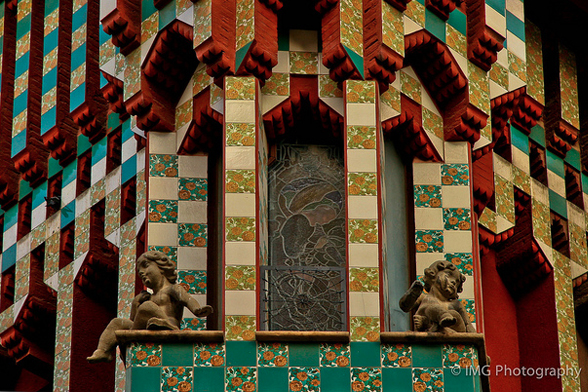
[223,76,259,339]
[125,340,482,392]
[345,80,382,341]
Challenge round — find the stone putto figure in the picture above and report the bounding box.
[87,251,213,363]
[399,260,474,334]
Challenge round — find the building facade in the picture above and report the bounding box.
[0,0,586,391]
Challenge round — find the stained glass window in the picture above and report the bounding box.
[261,144,346,331]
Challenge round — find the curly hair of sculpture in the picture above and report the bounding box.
[87,251,214,363]
[399,260,474,334]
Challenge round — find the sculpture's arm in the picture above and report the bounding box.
[130,291,151,320]
[399,280,424,312]
[174,285,214,317]
[455,301,475,332]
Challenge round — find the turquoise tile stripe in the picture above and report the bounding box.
[127,342,484,392]
[546,150,565,178]
[506,11,525,41]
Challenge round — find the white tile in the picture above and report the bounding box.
[226,242,256,266]
[380,100,400,122]
[448,48,468,77]
[547,169,565,197]
[460,277,475,299]
[568,202,585,229]
[508,72,526,92]
[348,196,378,219]
[289,29,318,52]
[106,228,120,247]
[531,179,549,205]
[347,243,377,267]
[485,4,506,36]
[441,186,471,208]
[100,0,117,19]
[402,66,418,80]
[149,177,179,200]
[178,155,207,178]
[444,142,469,164]
[141,36,156,63]
[262,95,288,115]
[511,146,530,174]
[349,292,380,316]
[225,290,256,315]
[224,193,256,217]
[177,247,207,270]
[496,47,508,68]
[429,134,444,161]
[536,239,553,265]
[496,215,514,232]
[347,149,377,172]
[506,0,524,20]
[318,53,329,75]
[31,204,46,229]
[414,208,443,230]
[177,6,194,26]
[274,51,290,73]
[571,261,588,280]
[444,231,472,253]
[122,137,138,163]
[421,88,440,115]
[225,101,256,122]
[489,80,507,99]
[493,153,512,181]
[46,213,61,237]
[137,149,146,172]
[76,188,91,216]
[178,201,208,223]
[3,224,17,251]
[506,33,526,62]
[321,97,344,115]
[347,103,376,126]
[45,271,59,292]
[61,182,77,207]
[101,56,116,77]
[91,158,107,186]
[404,15,423,34]
[413,163,441,185]
[416,253,444,274]
[149,132,177,154]
[225,146,256,170]
[147,223,178,246]
[106,166,121,194]
[16,235,30,261]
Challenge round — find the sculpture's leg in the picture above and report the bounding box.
[424,304,457,330]
[133,301,179,330]
[87,318,133,363]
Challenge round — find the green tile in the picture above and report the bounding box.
[549,190,567,219]
[129,366,160,392]
[158,2,175,28]
[108,112,120,131]
[19,179,32,200]
[78,134,91,156]
[444,368,476,391]
[412,345,443,368]
[583,173,588,194]
[529,124,545,147]
[511,125,529,154]
[382,368,412,392]
[546,150,565,178]
[565,148,581,171]
[321,367,351,392]
[289,343,320,367]
[193,367,225,392]
[48,157,62,178]
[447,9,466,35]
[350,342,381,367]
[162,343,194,366]
[226,341,257,366]
[486,0,505,14]
[258,367,289,392]
[425,9,446,43]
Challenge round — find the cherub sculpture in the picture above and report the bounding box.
[399,260,474,334]
[87,251,213,363]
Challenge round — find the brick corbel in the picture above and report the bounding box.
[467,0,505,71]
[425,0,462,20]
[101,2,140,56]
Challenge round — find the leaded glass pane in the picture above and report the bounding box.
[262,144,346,331]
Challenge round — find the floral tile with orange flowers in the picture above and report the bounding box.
[443,208,471,231]
[150,154,178,177]
[351,367,382,392]
[178,223,207,247]
[178,178,208,201]
[258,343,288,367]
[442,344,478,369]
[382,344,412,368]
[289,367,320,392]
[414,185,442,208]
[129,343,162,367]
[226,366,257,392]
[412,368,443,392]
[194,343,225,367]
[178,270,207,294]
[320,343,350,367]
[161,366,193,392]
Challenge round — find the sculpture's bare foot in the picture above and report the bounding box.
[193,305,213,318]
[413,315,426,330]
[147,317,180,330]
[87,349,114,363]
[439,315,457,327]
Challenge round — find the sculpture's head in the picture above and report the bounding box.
[423,260,465,300]
[136,251,177,285]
